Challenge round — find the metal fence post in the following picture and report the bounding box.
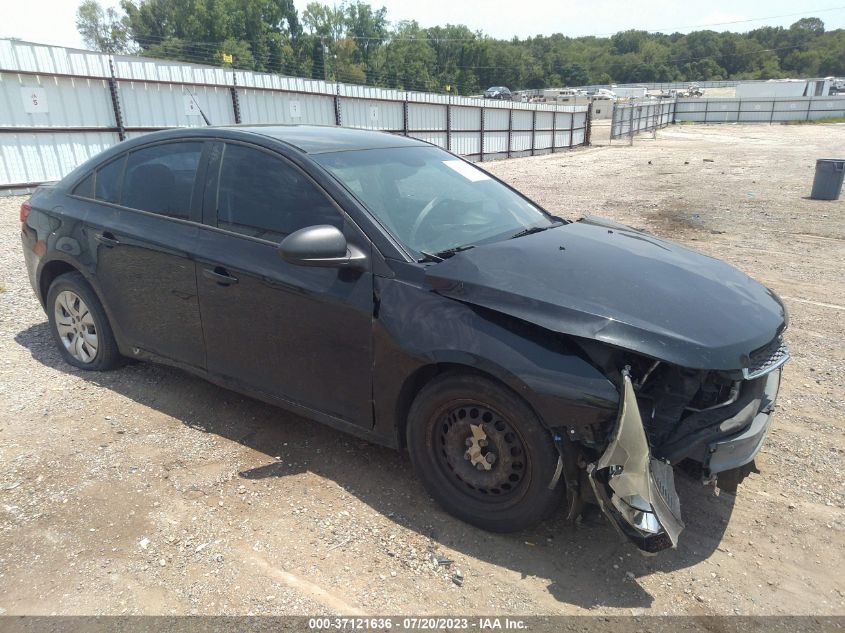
[479,105,485,162]
[628,105,635,145]
[806,98,812,121]
[704,98,710,124]
[652,103,658,139]
[530,109,536,156]
[550,109,556,153]
[334,84,342,126]
[609,102,615,144]
[769,99,776,124]
[446,97,452,153]
[403,93,409,136]
[107,58,125,141]
[507,108,513,158]
[230,71,242,124]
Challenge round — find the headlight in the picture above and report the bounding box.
[611,494,662,535]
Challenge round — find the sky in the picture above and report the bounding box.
[2,0,845,49]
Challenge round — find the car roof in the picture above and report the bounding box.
[224,124,428,154]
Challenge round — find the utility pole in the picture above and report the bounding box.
[320,36,329,82]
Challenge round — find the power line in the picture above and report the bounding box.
[583,5,845,38]
[62,4,845,49]
[85,36,830,95]
[7,1,842,95]
[322,5,845,40]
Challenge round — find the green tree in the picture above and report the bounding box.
[76,0,131,53]
[76,0,845,91]
[119,0,301,71]
[344,1,388,73]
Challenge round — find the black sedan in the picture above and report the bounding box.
[484,86,512,100]
[20,125,788,552]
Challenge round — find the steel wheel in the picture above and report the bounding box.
[436,402,529,501]
[54,290,98,363]
[407,372,564,532]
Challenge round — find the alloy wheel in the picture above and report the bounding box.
[54,290,98,363]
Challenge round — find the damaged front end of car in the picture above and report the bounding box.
[587,368,684,554]
[421,216,790,553]
[584,336,788,554]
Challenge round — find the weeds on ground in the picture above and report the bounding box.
[785,117,845,125]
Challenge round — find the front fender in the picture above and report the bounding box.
[372,278,619,443]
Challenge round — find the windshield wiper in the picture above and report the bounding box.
[417,251,444,263]
[432,244,475,259]
[509,224,557,240]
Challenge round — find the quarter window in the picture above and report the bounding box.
[121,142,202,218]
[72,173,95,198]
[94,156,126,204]
[216,143,342,242]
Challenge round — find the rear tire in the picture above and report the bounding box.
[407,372,564,532]
[46,271,122,371]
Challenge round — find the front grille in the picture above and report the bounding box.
[743,337,789,379]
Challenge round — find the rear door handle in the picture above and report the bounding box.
[203,266,239,286]
[95,232,120,247]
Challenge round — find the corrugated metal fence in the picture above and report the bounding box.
[609,99,676,141]
[674,96,845,123]
[0,39,590,191]
[609,95,845,142]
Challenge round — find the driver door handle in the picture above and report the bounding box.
[203,266,239,286]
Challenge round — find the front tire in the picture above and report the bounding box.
[46,271,122,371]
[407,372,564,532]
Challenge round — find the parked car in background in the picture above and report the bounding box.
[484,86,512,100]
[21,125,788,553]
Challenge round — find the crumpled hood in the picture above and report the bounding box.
[424,216,786,370]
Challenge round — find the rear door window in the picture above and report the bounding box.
[215,143,342,242]
[121,142,203,218]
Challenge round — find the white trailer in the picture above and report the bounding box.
[736,78,834,98]
[611,85,647,99]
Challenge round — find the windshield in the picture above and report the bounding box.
[315,146,559,258]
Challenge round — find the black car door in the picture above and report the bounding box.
[84,140,209,369]
[194,141,374,427]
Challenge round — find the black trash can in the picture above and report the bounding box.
[810,159,845,200]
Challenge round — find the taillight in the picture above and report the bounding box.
[19,200,32,225]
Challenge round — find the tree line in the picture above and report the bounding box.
[76,0,845,94]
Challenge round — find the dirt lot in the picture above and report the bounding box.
[0,123,843,616]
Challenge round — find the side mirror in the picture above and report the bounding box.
[278,225,366,269]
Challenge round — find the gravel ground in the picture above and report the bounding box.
[0,123,843,616]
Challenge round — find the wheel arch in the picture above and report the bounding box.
[393,358,549,450]
[38,258,80,306]
[37,255,128,355]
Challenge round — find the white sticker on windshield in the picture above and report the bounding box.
[443,160,490,182]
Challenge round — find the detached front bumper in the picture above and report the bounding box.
[588,371,684,554]
[587,365,783,554]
